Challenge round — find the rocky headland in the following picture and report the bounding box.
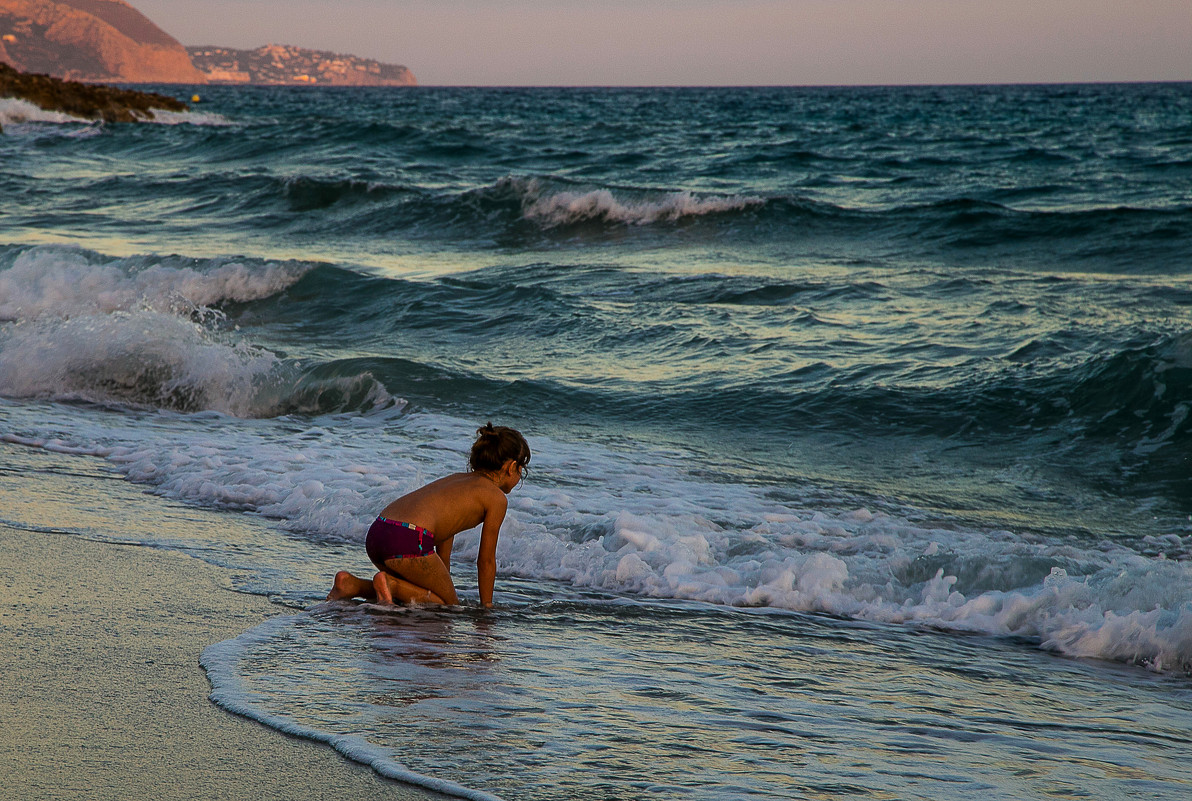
[0,0,202,83]
[0,60,187,127]
[188,44,416,86]
[0,0,417,87]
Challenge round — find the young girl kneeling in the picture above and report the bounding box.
[327,424,530,608]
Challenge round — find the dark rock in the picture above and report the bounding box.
[0,60,187,125]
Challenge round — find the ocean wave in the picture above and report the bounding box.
[510,177,764,227]
[293,176,786,243]
[0,310,280,415]
[144,108,233,126]
[0,246,397,417]
[193,257,1192,492]
[915,199,1192,262]
[19,149,1185,270]
[280,175,412,212]
[0,245,311,321]
[480,502,1192,673]
[8,407,1192,674]
[0,309,398,417]
[264,172,1192,267]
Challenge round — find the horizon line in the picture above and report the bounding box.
[147,80,1192,90]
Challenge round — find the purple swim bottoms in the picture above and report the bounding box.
[366,517,436,568]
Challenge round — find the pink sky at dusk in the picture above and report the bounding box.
[135,0,1191,86]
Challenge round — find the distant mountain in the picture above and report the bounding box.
[0,0,202,82]
[188,44,416,87]
[0,0,416,87]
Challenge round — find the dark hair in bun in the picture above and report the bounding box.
[469,423,531,474]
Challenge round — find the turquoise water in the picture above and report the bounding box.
[2,84,1192,799]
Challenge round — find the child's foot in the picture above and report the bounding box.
[326,570,367,601]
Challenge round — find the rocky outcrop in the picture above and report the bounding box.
[188,44,416,87]
[0,61,187,123]
[0,0,204,83]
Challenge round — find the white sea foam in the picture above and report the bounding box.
[0,310,289,415]
[146,108,233,126]
[0,307,395,417]
[0,247,395,416]
[0,97,91,126]
[513,177,762,227]
[0,246,310,321]
[5,404,1192,673]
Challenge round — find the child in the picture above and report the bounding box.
[326,423,530,608]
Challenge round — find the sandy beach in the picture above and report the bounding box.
[0,443,446,801]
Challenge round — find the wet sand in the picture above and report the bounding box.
[0,444,448,801]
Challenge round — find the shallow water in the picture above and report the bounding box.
[2,83,1192,798]
[206,597,1192,801]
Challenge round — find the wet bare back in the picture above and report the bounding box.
[379,472,506,539]
[377,471,510,606]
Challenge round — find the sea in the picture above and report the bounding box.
[2,83,1192,800]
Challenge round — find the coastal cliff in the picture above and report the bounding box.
[0,0,416,87]
[0,0,203,83]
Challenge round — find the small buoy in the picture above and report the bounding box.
[191,94,201,103]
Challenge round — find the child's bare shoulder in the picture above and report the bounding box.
[464,472,509,512]
[437,472,506,502]
[427,471,478,488]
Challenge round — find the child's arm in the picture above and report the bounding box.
[476,493,508,608]
[436,536,453,572]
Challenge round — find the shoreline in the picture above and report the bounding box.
[0,444,448,801]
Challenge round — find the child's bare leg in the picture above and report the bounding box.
[326,570,376,601]
[384,555,458,605]
[326,569,444,605]
[383,572,447,605]
[373,571,395,604]
[372,571,446,605]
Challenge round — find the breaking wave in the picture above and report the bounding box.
[0,246,394,417]
[0,245,310,320]
[0,97,94,126]
[512,177,764,227]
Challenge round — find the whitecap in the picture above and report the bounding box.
[511,177,763,227]
[0,246,311,321]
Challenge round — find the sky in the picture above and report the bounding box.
[135,0,1192,86]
